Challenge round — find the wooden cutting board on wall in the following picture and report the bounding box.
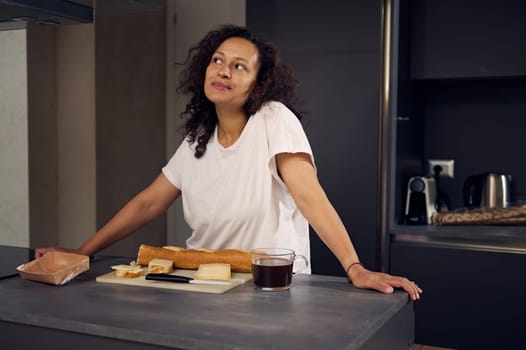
[96,268,253,294]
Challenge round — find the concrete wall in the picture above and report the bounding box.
[95,4,168,256]
[26,25,59,249]
[0,30,29,247]
[56,25,96,249]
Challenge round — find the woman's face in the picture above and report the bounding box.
[204,37,259,111]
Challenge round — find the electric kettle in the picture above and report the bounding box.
[463,173,511,209]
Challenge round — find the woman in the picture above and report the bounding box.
[36,25,422,301]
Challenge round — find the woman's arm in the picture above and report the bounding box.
[35,173,181,258]
[276,152,422,301]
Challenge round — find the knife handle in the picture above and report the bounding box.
[145,274,192,283]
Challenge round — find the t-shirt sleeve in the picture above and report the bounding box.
[162,138,192,190]
[265,102,316,189]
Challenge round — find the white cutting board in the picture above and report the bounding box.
[96,268,252,294]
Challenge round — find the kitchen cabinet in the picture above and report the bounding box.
[247,0,385,275]
[390,237,526,349]
[409,0,526,79]
[389,1,526,348]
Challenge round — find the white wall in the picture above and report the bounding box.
[165,0,246,247]
[0,30,29,247]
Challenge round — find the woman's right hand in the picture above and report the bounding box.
[34,246,82,259]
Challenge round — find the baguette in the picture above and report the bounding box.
[136,244,252,273]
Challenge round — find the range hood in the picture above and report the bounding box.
[0,0,93,30]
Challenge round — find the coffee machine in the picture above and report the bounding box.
[405,176,437,225]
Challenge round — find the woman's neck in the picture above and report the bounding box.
[216,107,248,148]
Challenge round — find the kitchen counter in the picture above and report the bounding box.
[0,253,414,350]
[391,224,526,252]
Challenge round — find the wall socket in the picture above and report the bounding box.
[428,159,455,178]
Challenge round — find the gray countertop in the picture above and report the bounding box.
[0,254,412,350]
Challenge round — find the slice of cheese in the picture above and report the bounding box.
[111,264,144,278]
[148,258,174,274]
[194,263,231,281]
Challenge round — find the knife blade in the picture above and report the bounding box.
[145,273,232,286]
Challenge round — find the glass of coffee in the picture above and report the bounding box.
[250,248,309,291]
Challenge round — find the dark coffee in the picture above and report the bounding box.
[252,258,293,290]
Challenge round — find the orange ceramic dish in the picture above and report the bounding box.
[17,251,89,285]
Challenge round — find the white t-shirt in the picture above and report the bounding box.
[162,101,314,272]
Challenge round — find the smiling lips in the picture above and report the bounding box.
[211,81,231,91]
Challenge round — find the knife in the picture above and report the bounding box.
[145,273,232,286]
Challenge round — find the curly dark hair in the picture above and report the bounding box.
[176,24,302,158]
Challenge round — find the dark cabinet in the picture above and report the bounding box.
[410,0,526,79]
[390,241,526,349]
[247,0,385,275]
[390,0,526,348]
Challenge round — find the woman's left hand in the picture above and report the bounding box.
[347,264,423,301]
